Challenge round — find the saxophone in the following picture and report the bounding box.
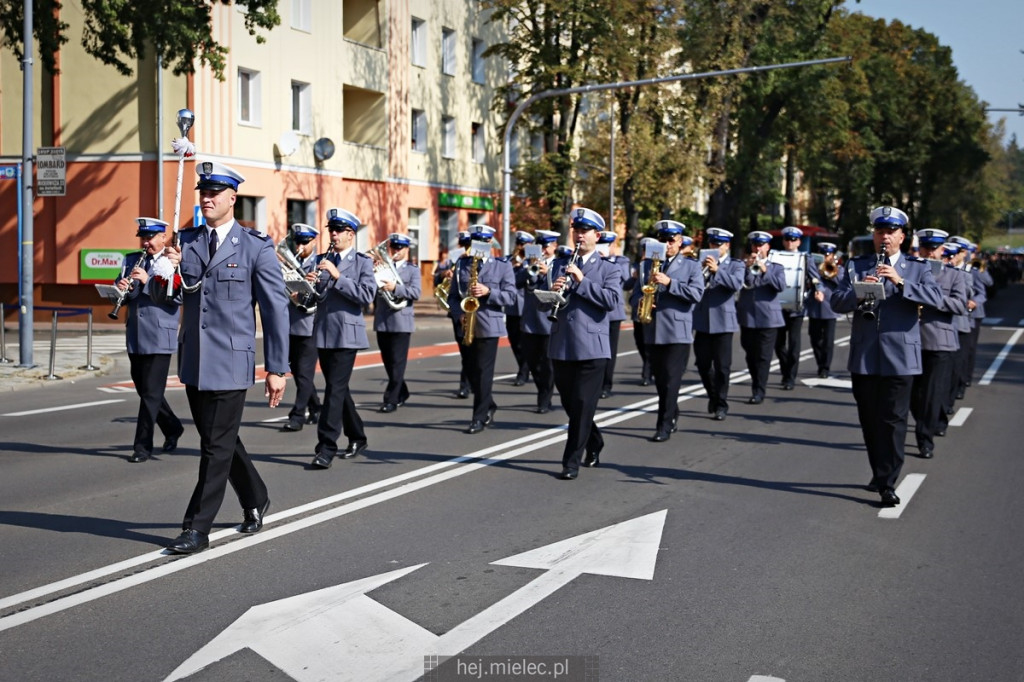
[637,256,662,324]
[460,254,482,345]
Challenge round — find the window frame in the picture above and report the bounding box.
[237,68,262,126]
[441,27,456,76]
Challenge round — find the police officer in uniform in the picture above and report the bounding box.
[910,229,968,459]
[447,225,517,434]
[309,208,377,469]
[806,242,843,378]
[737,230,786,404]
[437,231,473,399]
[160,162,290,554]
[634,221,704,441]
[115,217,184,462]
[598,230,630,398]
[506,231,535,386]
[773,226,808,390]
[823,206,943,506]
[281,223,322,432]
[373,232,422,413]
[693,227,745,421]
[545,208,621,479]
[520,229,560,413]
[628,237,656,387]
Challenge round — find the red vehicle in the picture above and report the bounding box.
[768,225,840,253]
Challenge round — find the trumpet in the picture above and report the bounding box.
[748,257,766,275]
[460,253,482,345]
[547,243,581,322]
[109,251,145,319]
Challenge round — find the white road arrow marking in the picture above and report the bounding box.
[800,377,853,389]
[166,510,667,682]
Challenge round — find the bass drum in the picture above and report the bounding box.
[768,250,807,313]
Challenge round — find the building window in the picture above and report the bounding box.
[287,199,316,226]
[442,116,456,159]
[471,38,485,84]
[343,0,382,47]
[291,80,311,134]
[238,68,261,125]
[411,109,427,153]
[471,122,485,164]
[408,208,426,263]
[439,209,458,256]
[442,28,456,76]
[291,0,311,32]
[234,196,265,233]
[411,17,426,67]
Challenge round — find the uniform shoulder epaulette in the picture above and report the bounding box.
[906,255,926,262]
[355,251,372,259]
[497,255,511,263]
[179,225,201,234]
[243,227,271,241]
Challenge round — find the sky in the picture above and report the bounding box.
[849,0,1024,146]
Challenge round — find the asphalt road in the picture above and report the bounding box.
[1,290,1022,682]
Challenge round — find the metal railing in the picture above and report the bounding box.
[3,304,100,379]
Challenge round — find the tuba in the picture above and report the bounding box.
[460,253,482,345]
[636,255,662,325]
[277,235,319,313]
[370,240,408,311]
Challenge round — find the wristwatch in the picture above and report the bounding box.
[270,372,286,377]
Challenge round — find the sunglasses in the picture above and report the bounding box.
[294,237,314,245]
[328,226,353,233]
[657,234,679,243]
[783,236,800,241]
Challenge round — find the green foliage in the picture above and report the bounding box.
[0,0,280,79]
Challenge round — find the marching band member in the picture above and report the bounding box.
[447,225,516,434]
[806,242,843,379]
[910,229,968,459]
[693,227,745,421]
[438,231,473,399]
[520,229,560,413]
[628,237,656,387]
[773,226,808,390]
[737,230,786,405]
[634,221,705,442]
[308,208,376,469]
[943,239,975,413]
[160,162,289,554]
[373,232,422,413]
[281,223,322,432]
[823,206,943,506]
[949,237,992,399]
[115,217,184,463]
[506,231,535,386]
[545,208,621,479]
[598,230,630,398]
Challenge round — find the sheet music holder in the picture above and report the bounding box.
[853,280,885,302]
[94,284,122,304]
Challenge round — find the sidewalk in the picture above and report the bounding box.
[0,306,455,393]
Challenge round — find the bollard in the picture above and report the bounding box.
[0,302,11,363]
[79,307,99,370]
[44,310,62,380]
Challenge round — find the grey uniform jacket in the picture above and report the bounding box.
[313,250,376,349]
[693,257,744,334]
[736,262,786,329]
[118,252,181,355]
[519,261,553,335]
[805,258,843,321]
[827,254,944,376]
[969,267,992,322]
[287,251,318,337]
[604,255,631,323]
[373,259,422,333]
[174,221,290,390]
[919,264,968,352]
[547,254,621,361]
[447,256,517,339]
[634,255,705,345]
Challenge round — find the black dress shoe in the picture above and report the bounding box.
[713,409,727,421]
[306,410,320,425]
[536,403,552,414]
[240,499,270,534]
[748,395,764,405]
[865,480,880,493]
[558,468,578,480]
[455,388,470,399]
[162,428,184,452]
[583,449,601,467]
[166,529,209,555]
[669,418,678,433]
[651,430,670,443]
[512,377,526,387]
[465,420,485,434]
[936,429,947,437]
[128,451,150,463]
[955,388,965,400]
[919,447,934,459]
[342,441,368,459]
[311,451,335,469]
[640,377,651,387]
[281,419,304,432]
[378,403,397,413]
[880,489,901,507]
[483,407,497,427]
[600,389,610,399]
[817,369,829,379]
[782,381,795,391]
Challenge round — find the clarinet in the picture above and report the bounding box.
[109,252,144,319]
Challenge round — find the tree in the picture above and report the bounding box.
[0,0,280,79]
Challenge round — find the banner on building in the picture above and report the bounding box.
[80,249,137,284]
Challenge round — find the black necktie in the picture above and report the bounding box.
[142,255,152,271]
[209,230,219,259]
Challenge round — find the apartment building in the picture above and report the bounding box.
[0,0,506,313]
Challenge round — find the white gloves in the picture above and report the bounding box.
[171,137,196,158]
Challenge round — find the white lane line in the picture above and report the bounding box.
[1,399,125,417]
[979,328,1023,385]
[0,334,852,627]
[749,676,786,682]
[878,473,926,519]
[948,407,972,427]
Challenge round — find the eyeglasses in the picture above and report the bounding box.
[657,234,678,243]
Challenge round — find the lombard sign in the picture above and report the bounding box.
[80,249,135,284]
[36,146,66,196]
[438,192,494,212]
